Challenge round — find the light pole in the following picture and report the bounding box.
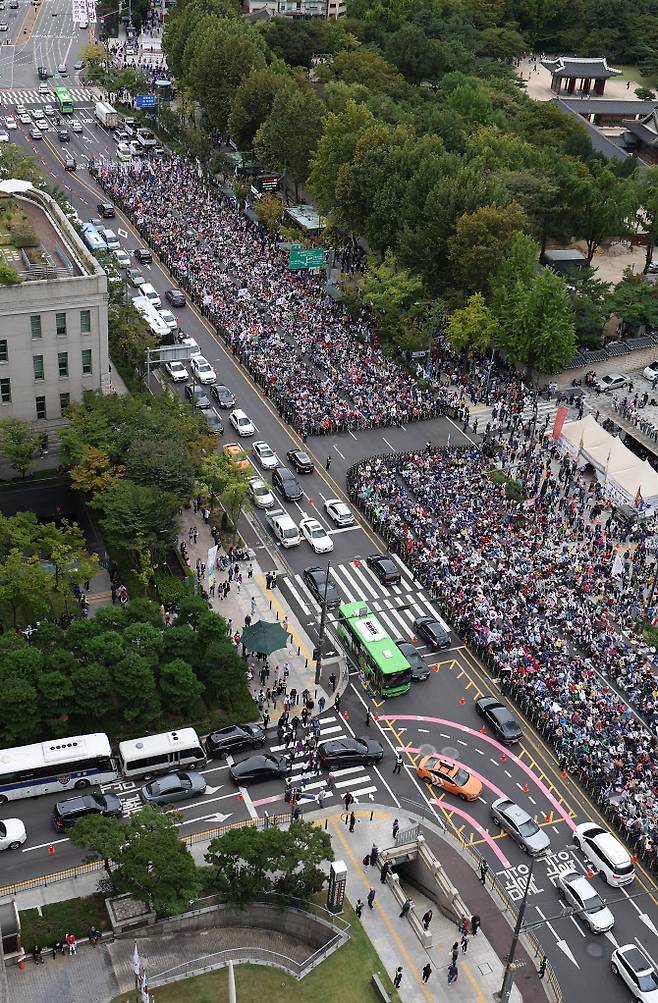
[496,850,547,1003]
[314,560,331,686]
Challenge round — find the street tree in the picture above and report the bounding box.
[521,267,577,372]
[125,437,196,505]
[163,0,239,82]
[447,201,528,296]
[0,550,54,629]
[572,165,637,263]
[38,519,99,603]
[228,66,289,148]
[274,820,334,899]
[635,166,658,272]
[107,67,150,98]
[255,83,326,198]
[605,274,658,332]
[0,418,39,478]
[205,826,283,904]
[308,100,375,216]
[359,249,425,347]
[254,194,285,234]
[446,293,497,356]
[80,42,109,82]
[112,652,160,724]
[188,19,269,133]
[490,231,537,346]
[159,659,205,716]
[68,815,125,892]
[69,446,125,496]
[116,806,200,916]
[92,479,180,562]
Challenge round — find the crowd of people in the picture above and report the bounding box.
[348,435,658,864]
[94,156,521,436]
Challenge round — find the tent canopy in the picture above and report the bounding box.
[240,619,290,655]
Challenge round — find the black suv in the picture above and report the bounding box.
[205,724,266,758]
[165,288,186,307]
[53,791,122,831]
[413,615,451,651]
[57,128,70,142]
[303,567,340,608]
[96,202,115,218]
[318,737,384,769]
[287,449,314,474]
[395,640,430,681]
[366,554,402,585]
[134,248,152,264]
[272,465,303,502]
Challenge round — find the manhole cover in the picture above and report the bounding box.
[585,941,605,959]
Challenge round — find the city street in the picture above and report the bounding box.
[2,101,658,1003]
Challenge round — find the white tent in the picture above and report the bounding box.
[559,414,610,461]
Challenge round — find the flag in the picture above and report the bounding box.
[552,405,569,441]
[611,552,625,578]
[140,969,150,1003]
[635,485,643,510]
[132,941,140,977]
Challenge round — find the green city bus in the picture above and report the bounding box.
[54,87,74,114]
[336,601,411,697]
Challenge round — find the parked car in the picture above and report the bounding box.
[248,477,275,510]
[573,822,635,886]
[643,361,658,382]
[210,384,236,409]
[229,753,289,785]
[164,360,188,382]
[127,268,144,287]
[594,373,629,393]
[324,498,354,527]
[190,356,216,385]
[96,202,115,218]
[0,818,27,850]
[395,640,429,681]
[558,870,615,933]
[201,408,224,436]
[611,944,658,1002]
[205,724,266,758]
[53,792,122,831]
[184,385,212,409]
[286,448,314,473]
[318,737,383,769]
[413,615,451,651]
[416,755,481,800]
[229,408,255,436]
[139,770,206,806]
[303,566,340,607]
[165,288,186,307]
[474,696,523,744]
[300,518,333,554]
[490,797,551,855]
[223,442,250,470]
[366,555,401,585]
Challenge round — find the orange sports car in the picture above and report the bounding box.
[416,755,482,801]
[223,442,250,471]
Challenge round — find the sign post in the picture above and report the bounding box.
[288,247,325,271]
[327,860,347,914]
[135,94,157,110]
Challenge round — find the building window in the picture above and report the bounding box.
[0,378,10,404]
[0,340,7,364]
[35,396,46,420]
[30,315,42,339]
[33,355,44,381]
[59,392,70,415]
[56,312,67,337]
[58,352,69,378]
[80,309,91,334]
[81,349,92,375]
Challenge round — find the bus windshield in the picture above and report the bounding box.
[336,601,411,697]
[54,87,74,114]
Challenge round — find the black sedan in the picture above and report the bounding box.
[475,697,523,744]
[201,408,224,436]
[57,129,70,142]
[210,384,236,409]
[134,247,152,264]
[318,737,384,769]
[165,288,186,307]
[287,449,314,474]
[303,567,340,608]
[413,616,451,651]
[139,770,207,806]
[205,724,266,758]
[366,555,401,585]
[395,640,430,681]
[184,385,212,409]
[229,753,289,786]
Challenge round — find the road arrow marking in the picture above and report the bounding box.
[180,811,232,826]
[204,785,223,796]
[118,227,128,237]
[604,931,620,949]
[535,906,580,968]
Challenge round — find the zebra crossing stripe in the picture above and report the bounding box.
[348,562,380,600]
[329,565,356,602]
[281,577,311,617]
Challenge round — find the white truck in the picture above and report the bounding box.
[95,101,119,128]
[131,295,171,341]
[265,507,301,548]
[137,127,156,149]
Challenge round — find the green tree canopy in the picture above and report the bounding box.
[446,293,497,356]
[254,82,326,197]
[0,419,39,478]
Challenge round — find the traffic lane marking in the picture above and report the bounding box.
[432,800,511,867]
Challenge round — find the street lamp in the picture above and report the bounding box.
[495,850,548,1003]
[314,560,331,686]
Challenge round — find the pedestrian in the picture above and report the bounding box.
[369,843,379,866]
[193,527,198,544]
[318,695,326,712]
[325,455,332,470]
[355,898,364,919]
[265,572,271,590]
[334,692,341,713]
[344,791,354,811]
[422,962,432,983]
[479,859,488,884]
[32,944,44,965]
[250,596,256,616]
[393,966,403,989]
[248,563,253,578]
[380,859,391,883]
[471,914,480,936]
[399,897,412,918]
[349,811,356,832]
[111,583,117,605]
[422,908,433,930]
[392,818,399,839]
[188,526,194,542]
[393,753,403,774]
[262,711,270,730]
[66,932,76,955]
[448,962,458,984]
[461,931,468,953]
[538,955,547,979]
[365,706,371,727]
[367,888,376,909]
[87,926,101,947]
[451,942,459,965]
[329,672,336,692]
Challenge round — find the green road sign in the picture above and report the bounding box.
[288,247,325,270]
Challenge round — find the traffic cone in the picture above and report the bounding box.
[459,697,465,705]
[479,726,486,734]
[500,754,507,763]
[522,783,529,793]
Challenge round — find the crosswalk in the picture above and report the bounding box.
[0,87,98,107]
[269,715,378,803]
[279,557,451,648]
[471,396,589,432]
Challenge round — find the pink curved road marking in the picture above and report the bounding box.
[410,748,507,801]
[383,714,575,830]
[433,800,511,867]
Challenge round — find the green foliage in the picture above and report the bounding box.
[0,418,39,478]
[446,293,497,356]
[0,258,21,285]
[359,249,425,348]
[605,275,658,331]
[229,66,289,148]
[19,895,108,953]
[447,201,528,297]
[489,468,525,501]
[108,301,158,380]
[254,82,326,196]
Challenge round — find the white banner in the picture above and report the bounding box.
[207,544,218,588]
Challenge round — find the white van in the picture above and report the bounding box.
[574,822,635,886]
[139,282,161,308]
[119,728,206,780]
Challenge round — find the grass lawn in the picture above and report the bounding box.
[612,64,655,90]
[110,901,400,1003]
[20,894,109,952]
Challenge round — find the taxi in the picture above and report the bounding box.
[223,442,250,471]
[416,755,482,801]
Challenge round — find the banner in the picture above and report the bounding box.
[611,552,625,578]
[552,404,569,441]
[207,544,218,588]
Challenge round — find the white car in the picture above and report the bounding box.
[0,131,9,143]
[5,117,16,130]
[38,83,50,94]
[116,141,132,164]
[178,335,201,358]
[35,119,49,132]
[158,309,177,332]
[15,104,25,116]
[164,360,188,382]
[324,498,354,527]
[611,944,658,1002]
[557,869,614,933]
[0,818,27,851]
[643,360,658,382]
[594,373,629,393]
[113,248,131,269]
[101,228,120,250]
[191,356,216,385]
[248,476,275,510]
[43,104,55,117]
[229,408,255,436]
[300,517,334,554]
[574,822,634,886]
[252,439,278,470]
[19,113,31,125]
[70,119,82,133]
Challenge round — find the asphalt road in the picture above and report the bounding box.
[0,0,89,90]
[1,124,657,1003]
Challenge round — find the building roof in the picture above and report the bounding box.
[557,98,658,116]
[542,249,588,263]
[541,56,622,79]
[554,99,634,162]
[624,111,658,148]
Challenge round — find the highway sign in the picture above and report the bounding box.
[135,95,157,109]
[288,247,325,270]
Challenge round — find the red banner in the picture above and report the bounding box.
[552,404,569,441]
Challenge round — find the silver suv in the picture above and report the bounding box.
[490,797,551,855]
